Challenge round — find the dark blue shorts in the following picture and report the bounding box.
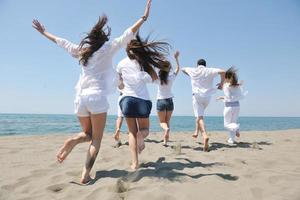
[119,96,152,118]
[156,98,174,112]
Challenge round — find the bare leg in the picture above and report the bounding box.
[198,116,209,152]
[158,111,169,145]
[81,113,106,184]
[192,117,200,138]
[164,111,173,145]
[113,116,123,141]
[126,118,139,170]
[57,117,92,163]
[136,118,150,153]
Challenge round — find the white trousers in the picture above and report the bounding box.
[223,106,240,140]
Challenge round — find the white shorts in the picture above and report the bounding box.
[74,94,109,117]
[117,95,123,118]
[192,94,211,117]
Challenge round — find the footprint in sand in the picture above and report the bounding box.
[115,178,130,193]
[47,184,67,193]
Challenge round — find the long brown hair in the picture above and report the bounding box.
[158,60,171,85]
[225,67,239,86]
[79,15,111,66]
[126,33,170,79]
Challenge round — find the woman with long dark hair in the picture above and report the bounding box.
[32,0,152,183]
[217,67,247,144]
[155,51,180,146]
[117,34,170,170]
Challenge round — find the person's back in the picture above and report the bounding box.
[184,65,222,97]
[117,57,152,100]
[181,58,225,152]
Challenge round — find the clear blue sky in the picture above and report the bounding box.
[0,0,299,117]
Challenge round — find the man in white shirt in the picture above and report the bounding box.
[182,58,225,151]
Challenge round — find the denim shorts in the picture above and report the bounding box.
[119,96,152,118]
[156,98,174,112]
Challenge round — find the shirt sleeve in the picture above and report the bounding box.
[116,61,123,73]
[110,28,135,55]
[182,67,192,76]
[56,38,80,58]
[208,68,222,78]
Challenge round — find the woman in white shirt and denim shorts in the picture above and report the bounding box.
[32,0,152,184]
[155,51,180,145]
[117,34,170,170]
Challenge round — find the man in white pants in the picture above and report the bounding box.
[182,59,224,151]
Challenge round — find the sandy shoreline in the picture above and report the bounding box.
[0,129,300,200]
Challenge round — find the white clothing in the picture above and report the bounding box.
[183,65,222,97]
[223,83,247,102]
[116,57,153,100]
[156,73,176,100]
[56,28,134,116]
[74,94,109,117]
[224,106,240,141]
[222,83,245,141]
[192,94,211,117]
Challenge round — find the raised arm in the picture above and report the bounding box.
[217,70,225,89]
[130,0,152,34]
[32,19,58,43]
[174,51,181,75]
[32,19,80,58]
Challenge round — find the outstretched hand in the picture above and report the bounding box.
[32,19,45,34]
[143,0,152,20]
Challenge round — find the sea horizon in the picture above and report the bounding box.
[1,113,300,136]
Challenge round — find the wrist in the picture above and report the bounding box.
[141,15,147,21]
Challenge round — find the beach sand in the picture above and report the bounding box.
[0,129,300,200]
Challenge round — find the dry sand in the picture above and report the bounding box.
[0,129,300,200]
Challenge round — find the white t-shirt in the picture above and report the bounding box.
[183,65,222,97]
[55,28,134,100]
[116,57,153,100]
[156,73,176,99]
[223,83,247,102]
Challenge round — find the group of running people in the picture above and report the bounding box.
[32,0,246,184]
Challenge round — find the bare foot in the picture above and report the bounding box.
[203,137,209,152]
[192,133,198,138]
[236,130,240,138]
[56,138,76,163]
[130,163,139,170]
[80,175,92,185]
[137,132,145,154]
[113,130,121,141]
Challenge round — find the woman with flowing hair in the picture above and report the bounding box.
[32,0,152,184]
[155,51,180,146]
[117,34,170,170]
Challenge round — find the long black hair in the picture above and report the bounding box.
[79,15,111,66]
[158,60,171,85]
[225,67,239,86]
[126,33,170,79]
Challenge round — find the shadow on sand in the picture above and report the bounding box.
[180,141,272,152]
[86,157,238,185]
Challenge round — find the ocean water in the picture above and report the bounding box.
[0,114,300,136]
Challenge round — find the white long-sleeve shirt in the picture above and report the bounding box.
[56,28,134,100]
[116,57,153,100]
[183,65,222,97]
[223,82,247,102]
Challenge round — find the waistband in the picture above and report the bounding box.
[225,101,240,107]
